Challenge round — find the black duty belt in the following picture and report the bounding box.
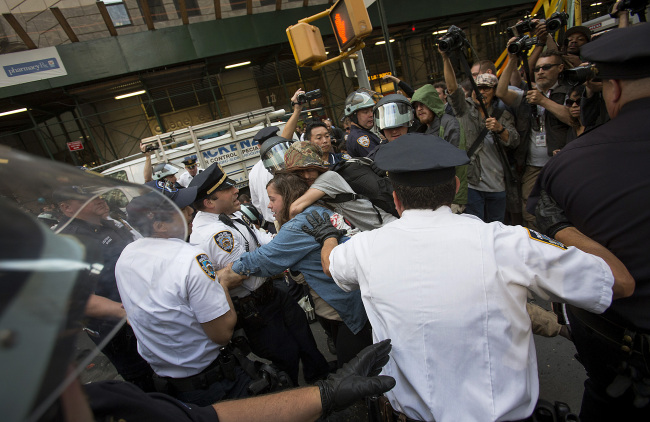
[153,358,226,393]
[567,305,650,357]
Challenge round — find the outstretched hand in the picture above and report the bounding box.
[316,340,396,417]
[535,190,574,238]
[301,210,346,246]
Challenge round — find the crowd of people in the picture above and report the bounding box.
[4,7,650,421]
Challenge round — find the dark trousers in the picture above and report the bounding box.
[567,307,650,421]
[240,287,329,385]
[90,323,155,392]
[466,188,506,223]
[336,320,373,368]
[174,366,251,407]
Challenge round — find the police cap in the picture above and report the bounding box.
[182,157,198,166]
[188,162,236,199]
[581,24,650,80]
[253,126,280,145]
[145,180,197,209]
[52,186,94,203]
[374,133,469,187]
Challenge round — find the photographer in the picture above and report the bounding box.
[440,44,519,223]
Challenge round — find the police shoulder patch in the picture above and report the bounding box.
[526,229,567,250]
[213,230,234,253]
[196,254,216,280]
[357,135,370,148]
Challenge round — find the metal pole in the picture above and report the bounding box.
[376,0,397,84]
[354,50,371,90]
[321,67,337,120]
[72,101,106,164]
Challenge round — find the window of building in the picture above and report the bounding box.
[102,0,132,27]
[137,0,168,22]
[173,0,202,18]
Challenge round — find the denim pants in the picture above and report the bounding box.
[465,188,506,223]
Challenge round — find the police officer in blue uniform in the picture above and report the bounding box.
[529,23,650,421]
[344,89,382,157]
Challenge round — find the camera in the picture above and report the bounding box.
[619,0,649,13]
[506,18,538,38]
[437,25,467,53]
[546,12,569,33]
[560,64,598,86]
[297,89,322,105]
[507,35,537,55]
[144,144,160,152]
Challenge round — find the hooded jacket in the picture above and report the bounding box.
[411,84,468,205]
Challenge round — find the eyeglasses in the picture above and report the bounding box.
[565,98,580,107]
[533,63,560,73]
[186,164,197,169]
[477,86,494,92]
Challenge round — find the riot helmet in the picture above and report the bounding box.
[373,94,414,133]
[152,163,179,180]
[259,136,293,174]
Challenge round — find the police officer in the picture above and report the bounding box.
[344,89,382,158]
[189,163,329,386]
[372,94,414,143]
[528,23,650,421]
[115,188,252,406]
[178,156,203,187]
[302,133,634,422]
[53,185,155,392]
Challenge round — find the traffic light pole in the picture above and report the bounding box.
[354,50,371,89]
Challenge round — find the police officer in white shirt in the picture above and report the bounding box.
[178,156,203,188]
[116,187,250,407]
[301,133,635,422]
[189,163,329,386]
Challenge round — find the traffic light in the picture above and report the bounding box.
[286,22,327,67]
[329,0,372,51]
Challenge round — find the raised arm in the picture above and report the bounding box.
[496,44,523,107]
[140,143,153,183]
[281,89,305,140]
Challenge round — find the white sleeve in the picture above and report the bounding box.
[311,171,353,198]
[202,229,248,270]
[186,252,230,323]
[328,237,363,292]
[496,227,614,314]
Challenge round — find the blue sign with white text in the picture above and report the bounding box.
[4,58,61,77]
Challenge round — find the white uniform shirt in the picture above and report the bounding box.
[178,167,203,188]
[329,207,614,422]
[249,160,275,223]
[190,210,274,298]
[115,237,230,378]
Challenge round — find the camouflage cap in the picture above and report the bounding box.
[283,141,329,173]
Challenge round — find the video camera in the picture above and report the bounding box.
[560,64,599,86]
[507,35,537,55]
[297,89,322,105]
[144,144,160,152]
[546,12,569,33]
[437,25,467,53]
[507,18,538,38]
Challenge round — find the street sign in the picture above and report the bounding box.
[67,141,84,151]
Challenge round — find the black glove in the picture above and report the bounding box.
[535,190,574,238]
[316,339,396,417]
[301,210,347,246]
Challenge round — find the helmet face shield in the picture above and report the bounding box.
[261,141,293,173]
[0,148,188,421]
[374,101,414,131]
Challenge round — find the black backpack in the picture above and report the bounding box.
[326,157,399,223]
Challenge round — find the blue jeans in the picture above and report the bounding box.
[465,188,506,223]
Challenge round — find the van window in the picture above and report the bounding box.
[107,170,128,182]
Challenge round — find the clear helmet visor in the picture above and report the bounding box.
[373,102,414,131]
[0,148,188,421]
[262,141,293,173]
